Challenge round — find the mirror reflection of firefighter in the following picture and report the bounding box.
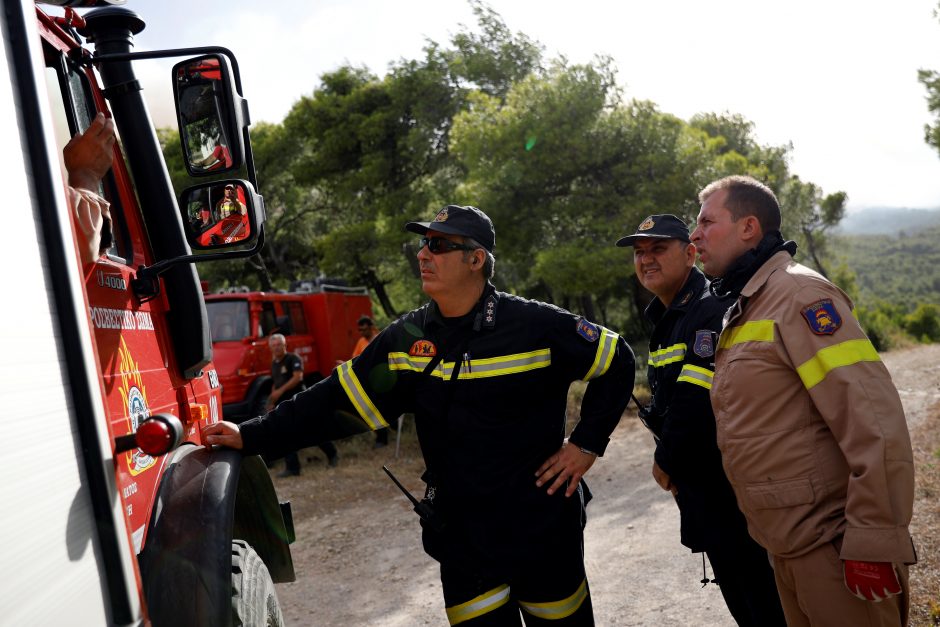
[205,205,635,625]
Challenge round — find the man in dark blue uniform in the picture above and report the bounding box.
[616,214,785,627]
[205,205,635,625]
[266,333,338,476]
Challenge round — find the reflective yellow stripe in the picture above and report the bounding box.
[519,578,588,620]
[718,320,775,349]
[649,343,686,367]
[336,360,389,429]
[583,327,618,381]
[796,338,881,390]
[388,350,551,380]
[676,364,714,390]
[446,584,510,625]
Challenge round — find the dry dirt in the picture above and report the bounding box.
[269,344,940,626]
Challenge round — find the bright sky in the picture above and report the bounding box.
[99,0,940,210]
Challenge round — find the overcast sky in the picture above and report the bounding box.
[86,0,940,211]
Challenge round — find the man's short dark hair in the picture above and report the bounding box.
[357,315,374,327]
[698,175,781,233]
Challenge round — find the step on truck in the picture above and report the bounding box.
[1,1,294,624]
[205,283,374,421]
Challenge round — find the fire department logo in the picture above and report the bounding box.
[433,208,449,223]
[801,299,843,335]
[117,337,156,475]
[576,318,600,342]
[409,339,437,357]
[638,217,655,231]
[693,330,715,357]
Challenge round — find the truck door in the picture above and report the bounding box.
[41,21,180,556]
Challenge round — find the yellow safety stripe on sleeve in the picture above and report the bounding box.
[336,360,389,430]
[582,327,618,381]
[676,364,714,390]
[796,338,881,390]
[649,343,686,367]
[388,350,551,380]
[446,584,511,625]
[718,320,776,349]
[519,578,588,620]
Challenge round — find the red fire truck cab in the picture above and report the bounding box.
[2,1,293,624]
[206,284,374,420]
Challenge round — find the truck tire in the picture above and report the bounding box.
[250,390,269,420]
[232,540,285,627]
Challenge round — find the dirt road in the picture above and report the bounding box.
[272,344,940,626]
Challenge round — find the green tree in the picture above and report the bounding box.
[919,2,940,156]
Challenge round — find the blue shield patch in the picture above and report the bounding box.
[576,318,600,342]
[692,330,714,358]
[801,299,843,335]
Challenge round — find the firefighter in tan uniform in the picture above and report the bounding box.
[690,175,916,627]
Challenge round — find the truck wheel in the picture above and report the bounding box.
[232,540,285,627]
[250,391,269,419]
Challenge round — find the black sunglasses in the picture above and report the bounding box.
[419,236,476,254]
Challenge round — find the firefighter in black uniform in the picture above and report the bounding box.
[205,205,634,625]
[616,215,785,627]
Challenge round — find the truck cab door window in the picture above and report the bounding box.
[43,45,131,263]
[259,303,277,337]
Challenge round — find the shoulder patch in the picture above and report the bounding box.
[692,330,715,357]
[576,318,600,342]
[409,339,437,357]
[801,299,842,335]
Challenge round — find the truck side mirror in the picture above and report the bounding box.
[173,54,247,176]
[180,180,264,251]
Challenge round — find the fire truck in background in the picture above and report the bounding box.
[205,282,373,421]
[1,1,292,624]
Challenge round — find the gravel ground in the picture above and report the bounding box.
[269,343,940,626]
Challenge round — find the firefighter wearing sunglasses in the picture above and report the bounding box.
[205,204,635,625]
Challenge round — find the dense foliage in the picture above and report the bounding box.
[163,2,936,350]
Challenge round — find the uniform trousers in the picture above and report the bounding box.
[771,538,909,627]
[704,533,786,626]
[440,524,593,626]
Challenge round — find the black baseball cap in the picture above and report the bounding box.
[615,214,691,247]
[405,205,496,252]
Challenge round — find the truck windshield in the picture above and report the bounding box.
[207,300,250,341]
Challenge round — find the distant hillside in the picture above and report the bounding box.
[836,207,940,235]
[834,225,940,307]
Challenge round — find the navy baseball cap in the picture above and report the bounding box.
[615,214,691,247]
[405,205,496,252]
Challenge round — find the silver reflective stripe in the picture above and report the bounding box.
[388,350,551,380]
[649,343,686,367]
[388,352,434,374]
[336,360,388,429]
[519,578,588,620]
[446,584,511,625]
[583,327,618,381]
[676,364,714,390]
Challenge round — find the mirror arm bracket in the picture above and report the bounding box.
[131,227,265,302]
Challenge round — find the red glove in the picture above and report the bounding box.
[843,560,901,602]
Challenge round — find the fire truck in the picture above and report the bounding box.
[1,1,293,624]
[205,283,373,420]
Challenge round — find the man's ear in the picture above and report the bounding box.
[740,215,763,244]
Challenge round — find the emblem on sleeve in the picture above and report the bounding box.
[692,330,715,357]
[801,299,842,335]
[409,339,437,356]
[576,318,600,342]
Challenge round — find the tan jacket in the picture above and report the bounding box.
[711,251,915,563]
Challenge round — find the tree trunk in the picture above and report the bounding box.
[248,255,274,291]
[362,269,398,318]
[579,294,597,322]
[801,228,829,279]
